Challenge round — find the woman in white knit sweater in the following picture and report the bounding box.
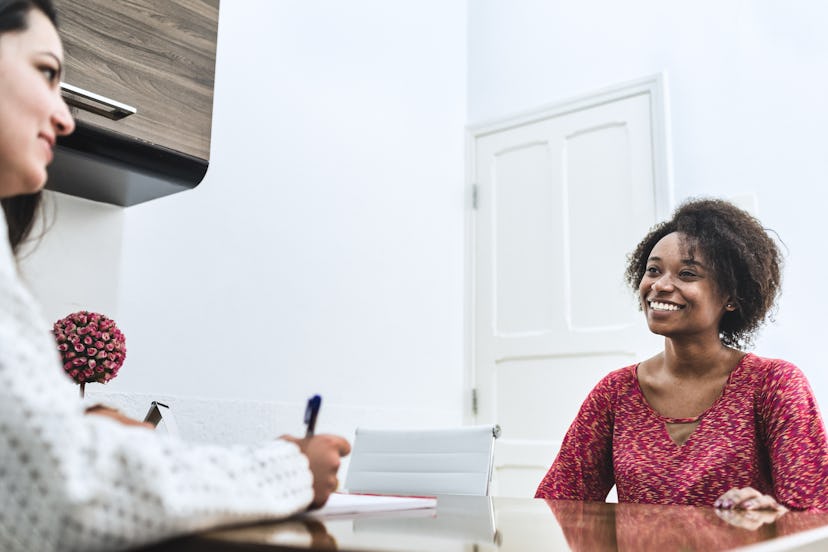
[0,1,350,550]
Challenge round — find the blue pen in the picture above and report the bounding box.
[304,395,321,438]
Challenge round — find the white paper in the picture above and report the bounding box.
[307,493,437,519]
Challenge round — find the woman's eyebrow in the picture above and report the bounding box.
[38,51,64,76]
[646,256,706,269]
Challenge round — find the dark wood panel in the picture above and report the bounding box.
[55,0,219,160]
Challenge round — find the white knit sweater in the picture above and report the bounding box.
[0,211,314,551]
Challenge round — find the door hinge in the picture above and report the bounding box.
[472,183,479,210]
[471,388,479,416]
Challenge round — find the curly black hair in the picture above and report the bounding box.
[624,198,783,349]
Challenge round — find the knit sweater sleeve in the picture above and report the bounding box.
[0,231,313,551]
[758,359,828,510]
[535,371,616,501]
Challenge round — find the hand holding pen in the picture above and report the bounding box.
[281,394,351,509]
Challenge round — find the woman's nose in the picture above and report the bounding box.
[52,97,76,136]
[651,273,675,291]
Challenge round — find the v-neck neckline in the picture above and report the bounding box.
[631,353,750,446]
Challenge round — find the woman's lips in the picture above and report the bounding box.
[39,135,54,163]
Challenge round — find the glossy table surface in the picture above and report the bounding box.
[143,495,828,552]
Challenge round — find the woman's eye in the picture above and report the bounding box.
[680,271,697,278]
[40,66,58,83]
[645,266,660,275]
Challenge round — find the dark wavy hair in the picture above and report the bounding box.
[624,198,783,349]
[0,0,58,254]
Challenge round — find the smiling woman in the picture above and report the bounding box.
[0,0,72,254]
[0,8,72,195]
[0,2,349,551]
[535,198,828,515]
[626,199,782,350]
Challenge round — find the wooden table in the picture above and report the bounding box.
[141,495,828,552]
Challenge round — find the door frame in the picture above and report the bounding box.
[463,73,674,424]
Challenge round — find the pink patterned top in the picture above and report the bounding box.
[535,354,828,510]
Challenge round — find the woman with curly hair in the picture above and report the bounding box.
[536,198,828,512]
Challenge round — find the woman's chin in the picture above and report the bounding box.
[646,324,668,337]
[0,178,44,199]
[24,172,48,195]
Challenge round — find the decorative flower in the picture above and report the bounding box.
[53,311,126,387]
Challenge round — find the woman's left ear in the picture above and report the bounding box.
[724,300,737,312]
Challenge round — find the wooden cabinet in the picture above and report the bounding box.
[48,0,220,205]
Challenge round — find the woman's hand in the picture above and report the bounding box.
[714,507,787,530]
[281,434,351,509]
[714,487,788,512]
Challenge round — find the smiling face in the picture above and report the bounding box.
[639,232,735,342]
[0,8,74,199]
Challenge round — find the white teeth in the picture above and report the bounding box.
[650,301,681,311]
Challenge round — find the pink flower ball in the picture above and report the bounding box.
[52,311,126,385]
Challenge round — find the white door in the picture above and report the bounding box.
[467,75,672,497]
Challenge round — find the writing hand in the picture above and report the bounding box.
[85,404,154,429]
[282,434,351,509]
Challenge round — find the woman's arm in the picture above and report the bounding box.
[0,244,345,552]
[758,360,828,510]
[535,375,616,501]
[715,360,828,512]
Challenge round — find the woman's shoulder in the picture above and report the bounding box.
[740,353,803,378]
[740,355,823,427]
[592,363,639,393]
[577,363,639,413]
[738,353,811,394]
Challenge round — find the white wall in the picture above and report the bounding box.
[18,193,124,324]
[23,0,468,443]
[468,0,828,409]
[118,0,469,434]
[24,1,828,446]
